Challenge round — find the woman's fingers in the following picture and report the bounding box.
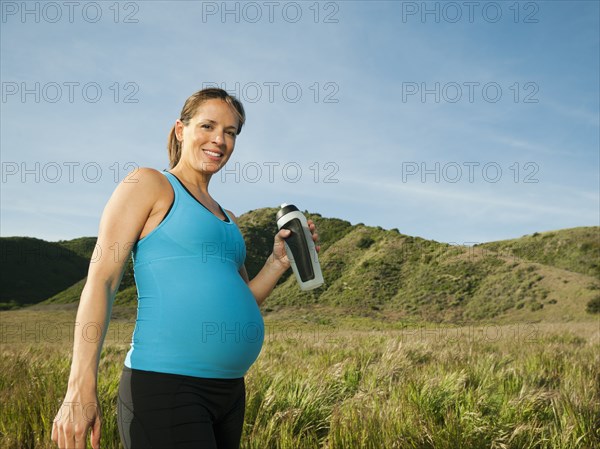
[52,416,68,449]
[52,399,100,449]
[60,424,76,449]
[91,417,102,449]
[59,426,70,449]
[306,219,320,251]
[74,431,86,449]
[54,423,87,449]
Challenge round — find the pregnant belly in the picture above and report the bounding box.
[130,258,265,378]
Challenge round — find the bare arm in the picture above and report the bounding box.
[227,210,319,306]
[243,249,289,307]
[52,168,164,449]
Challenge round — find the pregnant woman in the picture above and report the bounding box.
[51,87,319,449]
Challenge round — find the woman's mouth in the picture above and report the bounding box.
[202,149,223,160]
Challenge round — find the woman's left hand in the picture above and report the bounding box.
[271,219,320,271]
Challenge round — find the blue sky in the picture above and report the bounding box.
[1,0,598,244]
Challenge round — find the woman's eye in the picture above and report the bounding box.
[201,124,212,129]
[226,131,236,137]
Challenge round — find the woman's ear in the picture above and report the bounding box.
[175,119,184,142]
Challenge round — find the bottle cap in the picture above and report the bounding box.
[276,203,299,221]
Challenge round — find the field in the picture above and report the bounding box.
[1,306,599,449]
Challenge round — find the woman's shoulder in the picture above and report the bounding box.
[101,167,172,230]
[113,166,171,201]
[125,167,170,188]
[130,166,167,179]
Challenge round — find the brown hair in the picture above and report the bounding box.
[167,88,246,169]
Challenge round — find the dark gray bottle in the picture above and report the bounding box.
[276,203,324,291]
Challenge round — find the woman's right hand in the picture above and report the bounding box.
[51,390,101,449]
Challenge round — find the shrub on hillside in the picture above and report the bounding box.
[357,237,375,249]
[585,295,600,314]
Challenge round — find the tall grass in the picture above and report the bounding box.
[1,319,598,449]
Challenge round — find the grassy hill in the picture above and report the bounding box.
[0,235,137,309]
[265,223,599,322]
[2,210,598,321]
[55,236,98,260]
[0,237,90,309]
[478,227,600,278]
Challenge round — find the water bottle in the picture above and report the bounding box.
[276,203,324,291]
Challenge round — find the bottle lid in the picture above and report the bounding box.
[276,203,299,221]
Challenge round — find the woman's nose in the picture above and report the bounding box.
[212,131,224,145]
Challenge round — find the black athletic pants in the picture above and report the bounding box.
[117,366,246,449]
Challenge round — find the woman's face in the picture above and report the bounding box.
[176,99,240,175]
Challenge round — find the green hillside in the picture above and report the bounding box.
[43,258,136,305]
[265,224,599,322]
[56,236,98,260]
[2,210,599,322]
[478,227,600,278]
[0,237,89,309]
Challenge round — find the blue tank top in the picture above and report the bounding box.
[124,170,264,379]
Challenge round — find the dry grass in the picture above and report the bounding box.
[1,307,598,449]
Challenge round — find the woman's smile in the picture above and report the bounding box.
[202,148,224,160]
